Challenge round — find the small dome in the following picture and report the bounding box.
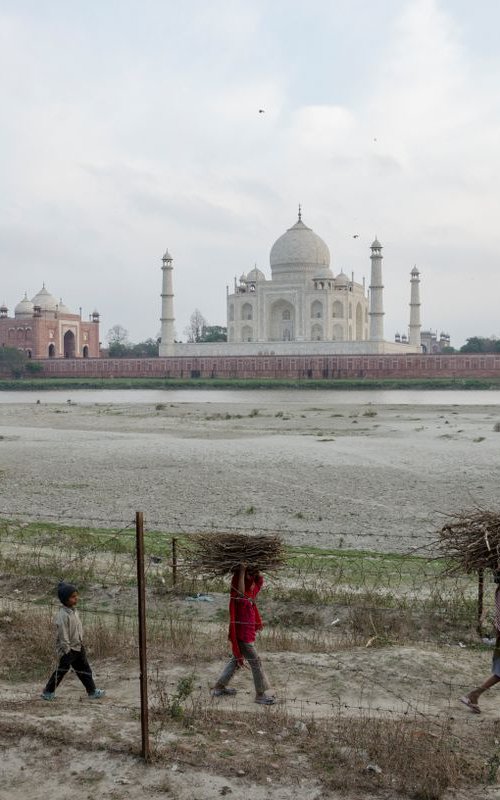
[246,267,265,282]
[162,249,173,261]
[14,293,34,318]
[335,271,349,286]
[371,237,382,248]
[270,216,330,278]
[31,285,58,312]
[57,298,73,315]
[0,303,7,312]
[239,273,247,283]
[411,265,420,275]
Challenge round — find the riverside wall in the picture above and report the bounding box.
[26,353,500,380]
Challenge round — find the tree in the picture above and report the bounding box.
[130,338,159,357]
[107,325,129,347]
[460,337,500,354]
[200,325,227,342]
[184,309,208,343]
[0,347,28,378]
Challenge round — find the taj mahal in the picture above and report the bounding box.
[159,210,423,357]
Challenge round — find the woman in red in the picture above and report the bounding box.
[212,563,275,705]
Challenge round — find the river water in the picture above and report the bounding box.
[0,388,500,405]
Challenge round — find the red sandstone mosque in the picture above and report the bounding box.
[0,285,100,359]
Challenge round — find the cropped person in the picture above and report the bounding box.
[461,572,500,713]
[212,563,275,705]
[41,581,105,701]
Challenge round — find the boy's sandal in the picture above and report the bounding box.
[255,695,276,705]
[460,696,480,714]
[211,687,237,697]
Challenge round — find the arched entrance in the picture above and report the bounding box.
[270,300,295,341]
[64,330,76,358]
[356,303,363,340]
[83,345,89,358]
[48,344,56,358]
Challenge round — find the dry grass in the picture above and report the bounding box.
[148,685,488,800]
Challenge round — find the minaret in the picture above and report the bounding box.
[408,265,421,349]
[369,237,384,341]
[159,249,175,357]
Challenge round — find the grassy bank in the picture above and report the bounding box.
[2,375,500,390]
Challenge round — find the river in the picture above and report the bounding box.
[0,388,500,405]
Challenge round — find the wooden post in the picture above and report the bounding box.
[477,568,484,637]
[172,537,178,587]
[135,511,150,762]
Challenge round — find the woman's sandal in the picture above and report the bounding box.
[211,687,237,697]
[460,695,481,714]
[255,695,276,705]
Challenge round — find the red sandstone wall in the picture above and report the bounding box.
[31,353,500,380]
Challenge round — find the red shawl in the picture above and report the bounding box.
[228,572,263,666]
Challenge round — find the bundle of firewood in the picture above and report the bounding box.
[437,510,500,574]
[186,532,286,577]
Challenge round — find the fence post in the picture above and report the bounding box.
[135,511,150,762]
[477,568,484,637]
[172,537,178,587]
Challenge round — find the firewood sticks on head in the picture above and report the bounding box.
[186,532,286,577]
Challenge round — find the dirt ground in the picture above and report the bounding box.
[0,395,499,550]
[2,393,500,798]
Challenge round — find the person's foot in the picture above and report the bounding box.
[87,688,106,699]
[460,695,480,714]
[255,694,276,705]
[211,686,237,697]
[41,691,55,701]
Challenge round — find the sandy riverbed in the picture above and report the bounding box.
[0,396,499,550]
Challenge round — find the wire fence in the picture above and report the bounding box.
[0,509,497,778]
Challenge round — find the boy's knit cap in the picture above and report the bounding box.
[57,581,77,605]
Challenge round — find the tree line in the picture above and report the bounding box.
[106,310,227,357]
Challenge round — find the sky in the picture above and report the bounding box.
[1,0,500,347]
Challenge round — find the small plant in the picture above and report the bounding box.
[473,436,485,443]
[294,511,305,520]
[275,411,284,417]
[493,422,500,432]
[154,673,196,720]
[155,403,166,411]
[248,408,260,417]
[245,505,256,515]
[362,409,377,417]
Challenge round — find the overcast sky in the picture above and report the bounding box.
[1,0,500,347]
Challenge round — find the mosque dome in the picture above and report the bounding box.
[14,293,34,318]
[270,214,330,281]
[57,298,73,316]
[31,285,58,312]
[246,267,266,282]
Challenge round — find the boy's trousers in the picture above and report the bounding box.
[44,646,96,694]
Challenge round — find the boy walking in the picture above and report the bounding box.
[41,581,105,701]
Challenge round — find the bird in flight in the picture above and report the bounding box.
[258,109,265,114]
[353,234,359,238]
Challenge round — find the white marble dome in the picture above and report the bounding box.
[335,271,349,286]
[14,293,34,318]
[31,285,58,312]
[57,298,73,315]
[270,217,330,278]
[247,267,266,282]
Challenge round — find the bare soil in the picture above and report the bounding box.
[1,396,500,798]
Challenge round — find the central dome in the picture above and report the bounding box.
[270,216,330,281]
